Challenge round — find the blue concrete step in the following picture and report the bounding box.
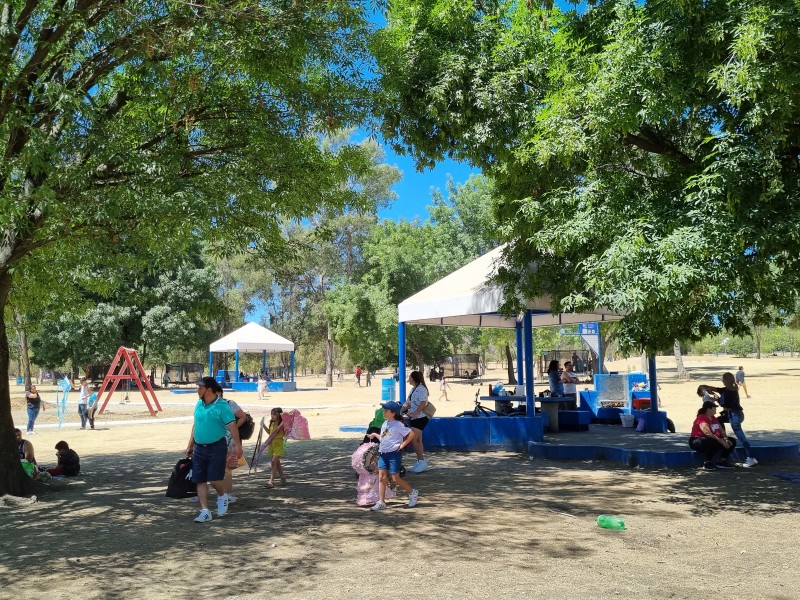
[529,439,800,468]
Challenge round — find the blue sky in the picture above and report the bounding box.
[378,151,479,221]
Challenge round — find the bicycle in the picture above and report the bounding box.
[456,391,502,417]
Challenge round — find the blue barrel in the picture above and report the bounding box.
[16,376,24,385]
[381,378,395,401]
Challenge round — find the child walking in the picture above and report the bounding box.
[265,407,287,487]
[257,374,267,401]
[367,401,419,511]
[438,376,451,402]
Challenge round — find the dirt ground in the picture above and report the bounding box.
[2,355,800,600]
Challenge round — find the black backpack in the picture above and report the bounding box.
[238,413,255,440]
[166,457,197,499]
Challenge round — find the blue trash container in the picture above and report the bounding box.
[381,378,395,401]
[16,376,24,385]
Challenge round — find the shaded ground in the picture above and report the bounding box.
[3,355,800,599]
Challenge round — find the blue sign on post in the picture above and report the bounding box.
[579,323,599,335]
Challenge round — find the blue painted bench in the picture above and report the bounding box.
[558,410,592,431]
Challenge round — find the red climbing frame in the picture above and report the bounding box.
[97,347,162,416]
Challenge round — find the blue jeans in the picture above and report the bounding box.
[78,404,88,428]
[26,407,40,432]
[727,410,752,457]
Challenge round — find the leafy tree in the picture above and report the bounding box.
[328,177,503,372]
[376,0,800,354]
[0,0,378,495]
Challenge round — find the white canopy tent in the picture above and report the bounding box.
[397,245,623,408]
[208,322,295,383]
[398,245,622,328]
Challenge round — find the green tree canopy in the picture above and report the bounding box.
[0,0,379,495]
[376,0,800,353]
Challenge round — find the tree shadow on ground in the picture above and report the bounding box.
[1,438,800,598]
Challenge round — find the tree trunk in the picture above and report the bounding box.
[505,343,517,385]
[325,322,333,388]
[0,272,37,496]
[640,350,648,373]
[755,328,762,359]
[673,339,688,380]
[13,308,32,389]
[408,346,425,379]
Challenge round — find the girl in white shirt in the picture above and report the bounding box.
[367,401,418,511]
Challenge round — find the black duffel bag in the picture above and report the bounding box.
[166,457,197,499]
[238,413,255,440]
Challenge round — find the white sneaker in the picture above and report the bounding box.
[370,501,387,511]
[743,457,759,467]
[217,493,229,517]
[407,460,421,473]
[408,489,419,508]
[194,509,212,523]
[414,459,428,473]
[227,493,237,504]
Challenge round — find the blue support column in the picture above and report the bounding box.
[208,353,213,379]
[398,322,407,401]
[290,351,295,382]
[523,311,535,417]
[262,351,266,375]
[234,350,240,383]
[515,320,524,387]
[641,354,667,433]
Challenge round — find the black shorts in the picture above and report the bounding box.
[409,417,429,431]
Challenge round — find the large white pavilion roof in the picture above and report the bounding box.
[397,245,622,328]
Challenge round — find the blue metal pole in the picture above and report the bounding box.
[648,355,658,412]
[208,352,213,379]
[290,351,295,382]
[523,311,535,417]
[262,350,266,374]
[515,320,524,386]
[234,350,240,383]
[398,322,407,402]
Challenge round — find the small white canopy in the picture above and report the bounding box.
[398,245,622,328]
[209,322,295,353]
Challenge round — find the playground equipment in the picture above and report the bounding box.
[96,347,163,416]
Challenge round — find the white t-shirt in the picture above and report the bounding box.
[406,385,429,415]
[562,371,578,395]
[225,399,243,450]
[78,385,89,405]
[378,419,411,453]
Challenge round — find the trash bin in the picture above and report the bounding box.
[16,376,23,385]
[381,378,395,401]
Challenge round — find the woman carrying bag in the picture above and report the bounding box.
[402,370,432,473]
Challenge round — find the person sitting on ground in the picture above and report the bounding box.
[46,441,81,477]
[689,397,736,470]
[15,428,36,464]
